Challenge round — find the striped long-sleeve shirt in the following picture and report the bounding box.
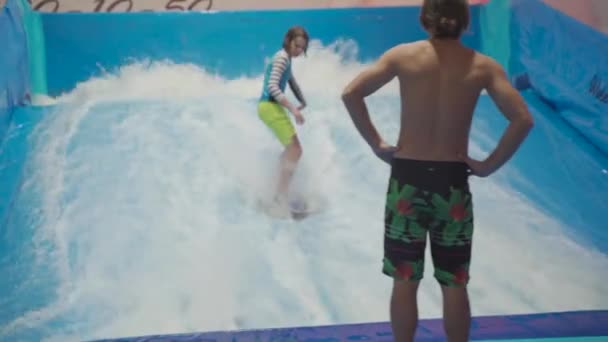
[260,49,306,106]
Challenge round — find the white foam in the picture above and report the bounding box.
[2,39,607,342]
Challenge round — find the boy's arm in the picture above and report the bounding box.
[476,58,534,176]
[288,77,306,108]
[267,53,298,113]
[341,47,398,150]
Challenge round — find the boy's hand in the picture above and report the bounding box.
[290,106,304,125]
[287,104,305,125]
[298,104,306,111]
[294,112,305,125]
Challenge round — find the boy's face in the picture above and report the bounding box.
[289,37,307,57]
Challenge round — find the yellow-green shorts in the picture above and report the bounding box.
[258,101,296,146]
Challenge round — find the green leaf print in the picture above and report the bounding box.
[412,197,428,205]
[386,180,402,214]
[388,179,400,198]
[465,200,473,220]
[383,258,397,275]
[387,214,407,240]
[441,222,462,246]
[387,179,420,218]
[412,259,424,279]
[431,194,451,220]
[463,222,473,240]
[434,268,454,284]
[399,183,416,200]
[449,187,463,207]
[408,221,426,241]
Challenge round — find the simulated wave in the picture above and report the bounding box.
[1,40,607,342]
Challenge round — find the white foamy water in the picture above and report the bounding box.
[2,40,607,342]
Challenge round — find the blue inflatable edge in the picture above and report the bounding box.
[508,0,608,158]
[89,310,608,341]
[0,0,30,142]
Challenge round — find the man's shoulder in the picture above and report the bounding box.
[380,41,428,63]
[387,40,428,53]
[472,52,504,74]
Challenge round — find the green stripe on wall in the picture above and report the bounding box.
[16,0,48,97]
[479,0,511,73]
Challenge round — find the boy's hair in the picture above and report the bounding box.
[283,26,309,53]
[420,0,470,39]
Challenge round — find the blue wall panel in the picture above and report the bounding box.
[0,0,30,140]
[41,5,482,96]
[509,0,608,157]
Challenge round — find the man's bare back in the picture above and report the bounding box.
[342,38,533,176]
[391,39,482,161]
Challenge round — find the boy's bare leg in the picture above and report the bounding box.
[390,280,420,342]
[441,286,471,342]
[275,136,302,202]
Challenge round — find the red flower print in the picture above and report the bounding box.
[453,268,468,284]
[449,203,466,221]
[397,200,414,215]
[397,262,413,280]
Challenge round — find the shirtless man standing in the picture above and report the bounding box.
[341,0,534,341]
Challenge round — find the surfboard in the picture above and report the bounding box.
[256,196,322,220]
[288,199,319,220]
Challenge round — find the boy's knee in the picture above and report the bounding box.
[288,141,302,159]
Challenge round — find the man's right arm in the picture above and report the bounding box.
[341,45,400,153]
[475,58,534,176]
